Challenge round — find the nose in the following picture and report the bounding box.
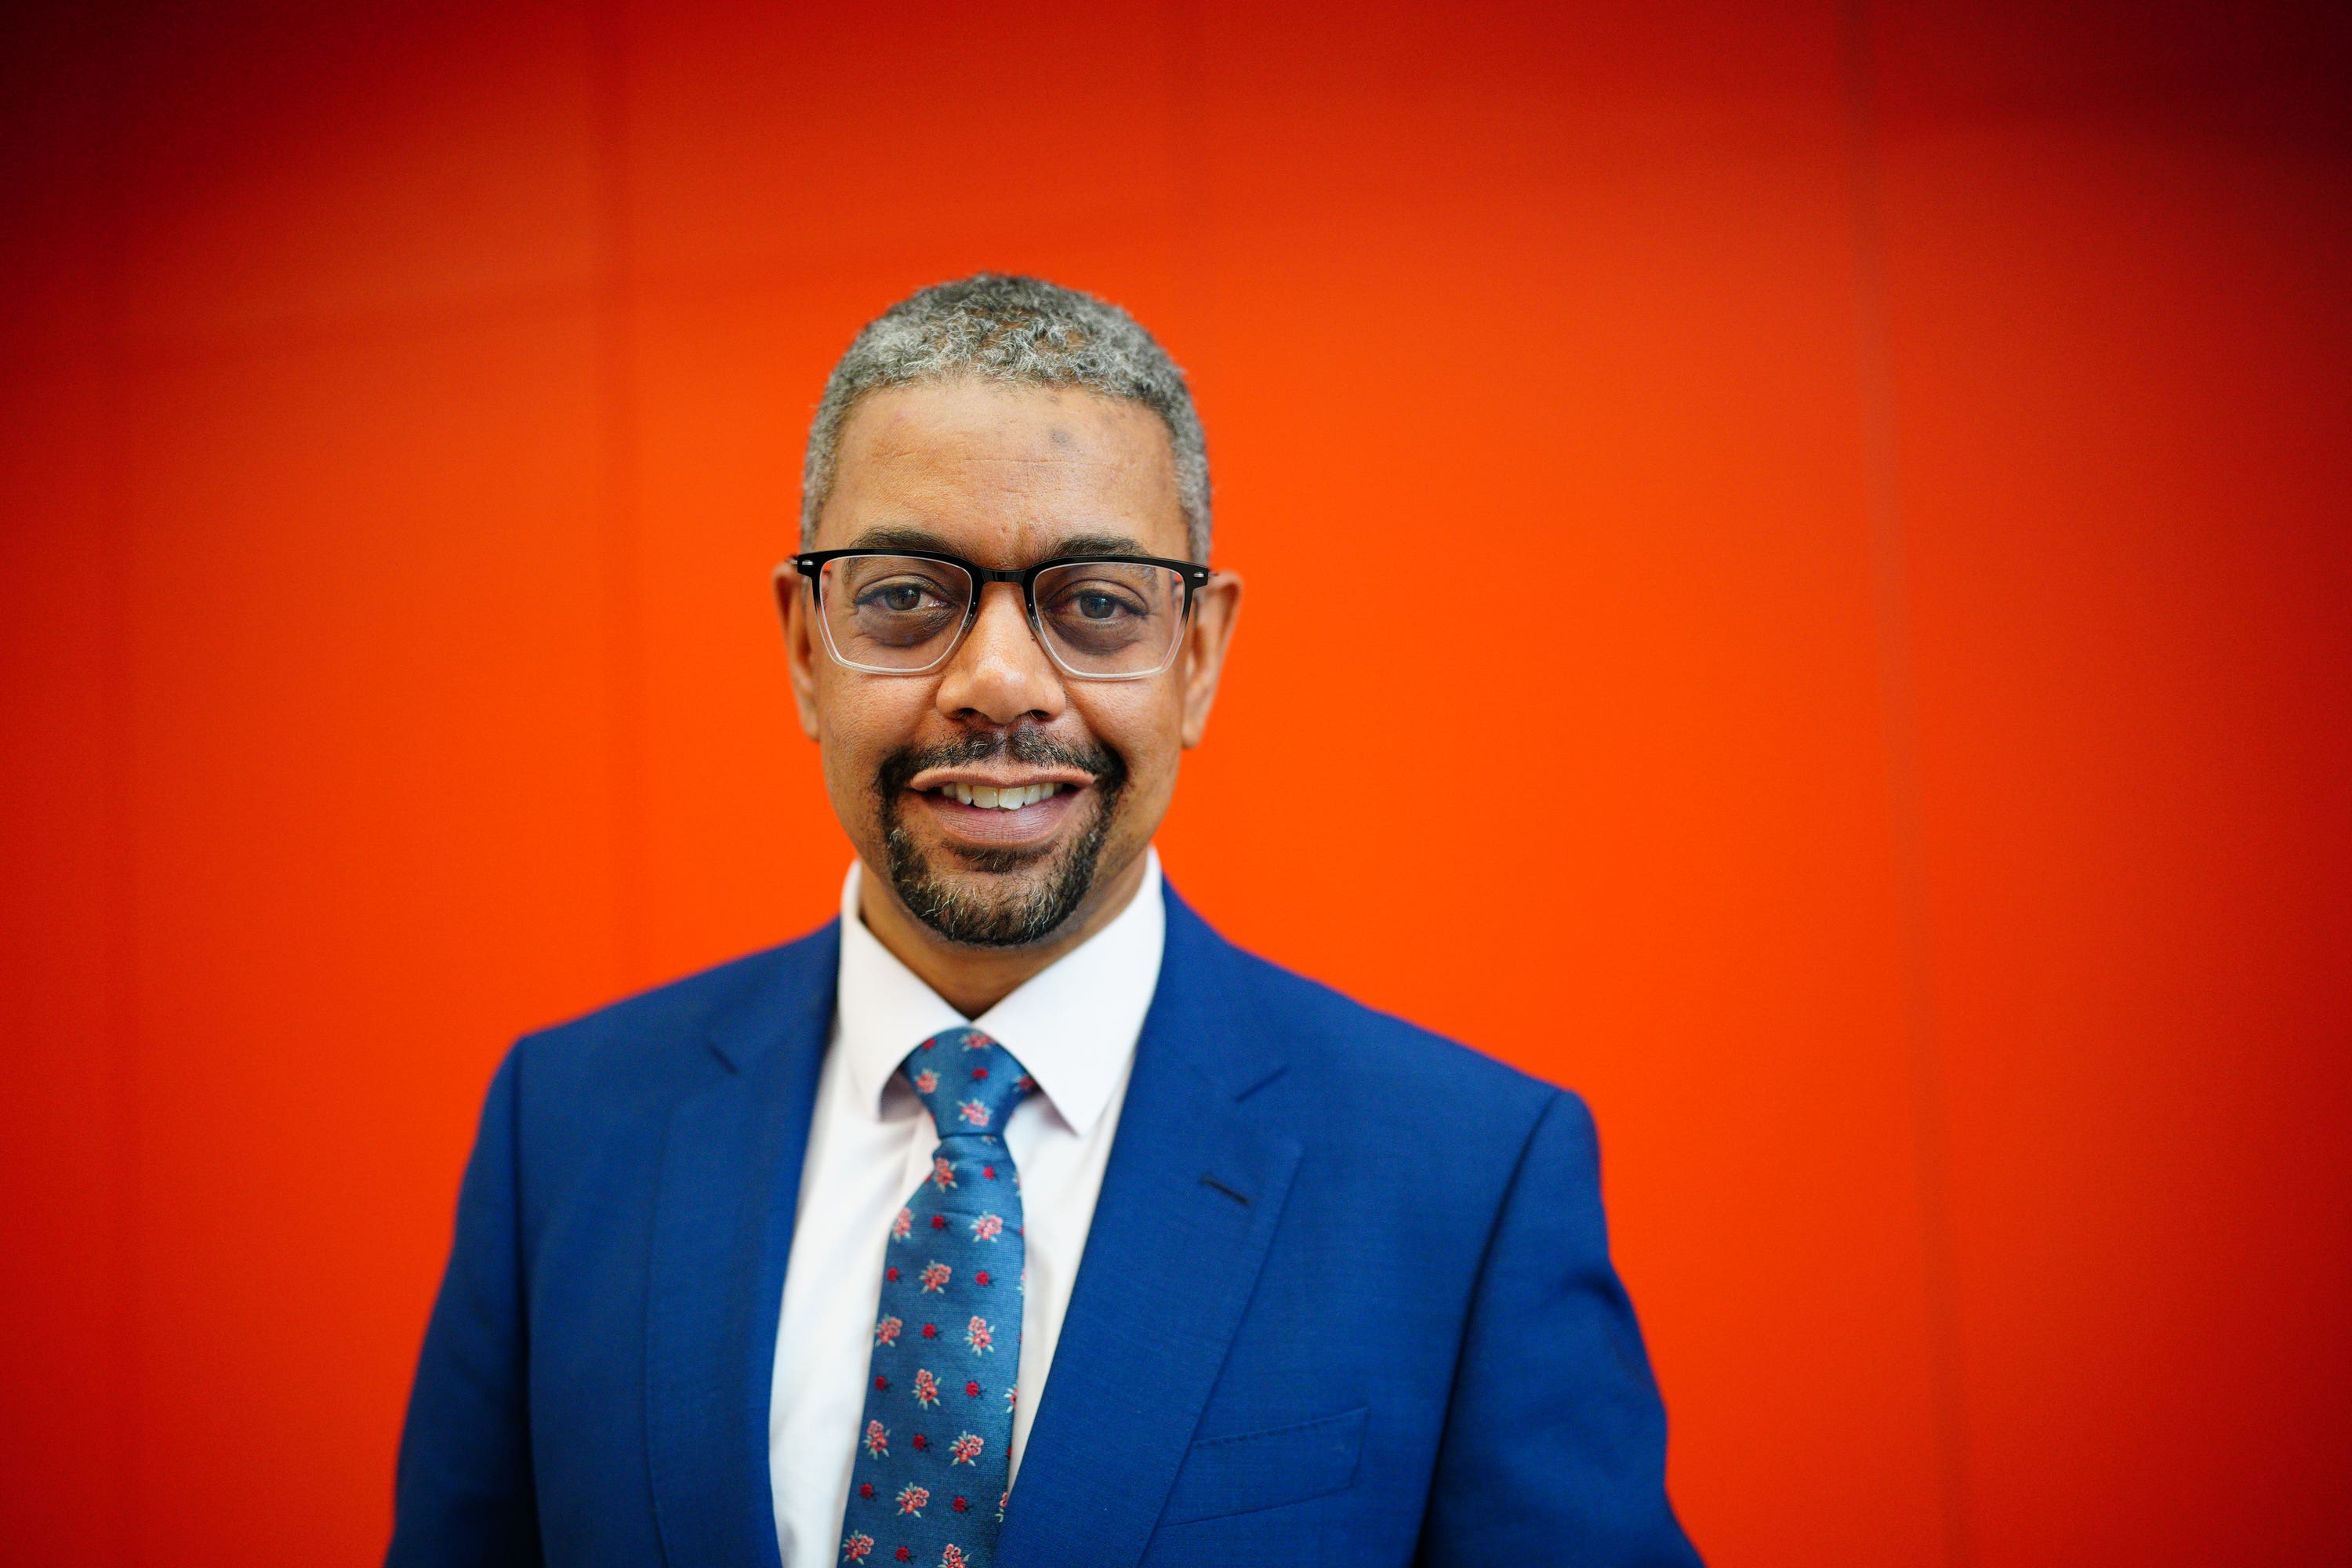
[934,582,1067,725]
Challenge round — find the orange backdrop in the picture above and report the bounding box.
[4,2,2348,1563]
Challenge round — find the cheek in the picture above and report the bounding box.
[1078,683,1185,788]
[814,673,937,791]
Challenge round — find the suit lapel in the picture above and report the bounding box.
[646,924,838,1568]
[998,891,1301,1568]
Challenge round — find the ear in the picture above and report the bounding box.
[774,562,824,741]
[1178,572,1243,749]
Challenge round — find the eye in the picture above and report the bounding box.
[857,581,948,613]
[1045,581,1147,621]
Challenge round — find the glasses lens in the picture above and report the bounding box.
[1033,561,1189,677]
[820,555,974,670]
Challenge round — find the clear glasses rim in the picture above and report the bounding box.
[776,548,1214,682]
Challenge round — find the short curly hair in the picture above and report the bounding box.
[800,274,1210,561]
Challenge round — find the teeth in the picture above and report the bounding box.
[942,782,1064,810]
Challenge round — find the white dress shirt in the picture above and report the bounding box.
[767,850,1165,1565]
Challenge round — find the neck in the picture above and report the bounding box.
[855,850,1150,1018]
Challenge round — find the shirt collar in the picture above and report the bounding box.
[834,848,1164,1138]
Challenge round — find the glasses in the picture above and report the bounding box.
[786,550,1212,681]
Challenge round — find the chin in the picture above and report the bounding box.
[882,817,1114,951]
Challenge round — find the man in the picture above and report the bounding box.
[390,275,1700,1567]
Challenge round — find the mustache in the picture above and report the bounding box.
[874,729,1128,800]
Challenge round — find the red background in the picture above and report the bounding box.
[4,2,2348,1563]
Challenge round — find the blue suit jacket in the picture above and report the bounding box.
[391,884,1700,1566]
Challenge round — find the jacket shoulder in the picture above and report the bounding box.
[1171,893,1567,1145]
[508,919,840,1116]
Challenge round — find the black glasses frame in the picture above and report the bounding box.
[786,549,1213,681]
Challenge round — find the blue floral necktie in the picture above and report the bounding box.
[840,1027,1034,1568]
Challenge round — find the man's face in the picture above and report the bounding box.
[782,379,1240,951]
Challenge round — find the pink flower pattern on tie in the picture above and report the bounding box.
[845,1027,1035,1568]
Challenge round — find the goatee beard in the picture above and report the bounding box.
[874,730,1128,949]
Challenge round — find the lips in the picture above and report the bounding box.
[910,778,1084,850]
[935,780,1066,810]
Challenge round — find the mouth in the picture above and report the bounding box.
[905,772,1089,848]
[874,732,1128,945]
[929,779,1069,809]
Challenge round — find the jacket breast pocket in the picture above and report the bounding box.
[1157,1406,1369,1526]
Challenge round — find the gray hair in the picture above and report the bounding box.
[800,274,1210,561]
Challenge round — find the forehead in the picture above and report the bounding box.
[817,379,1188,562]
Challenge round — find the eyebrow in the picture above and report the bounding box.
[841,524,1156,561]
[1043,532,1152,560]
[844,524,953,552]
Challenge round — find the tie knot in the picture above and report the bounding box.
[901,1026,1034,1140]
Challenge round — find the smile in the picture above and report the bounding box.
[906,775,1088,851]
[933,782,1068,811]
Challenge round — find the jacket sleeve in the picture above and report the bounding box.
[1416,1090,1702,1566]
[387,1046,543,1566]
